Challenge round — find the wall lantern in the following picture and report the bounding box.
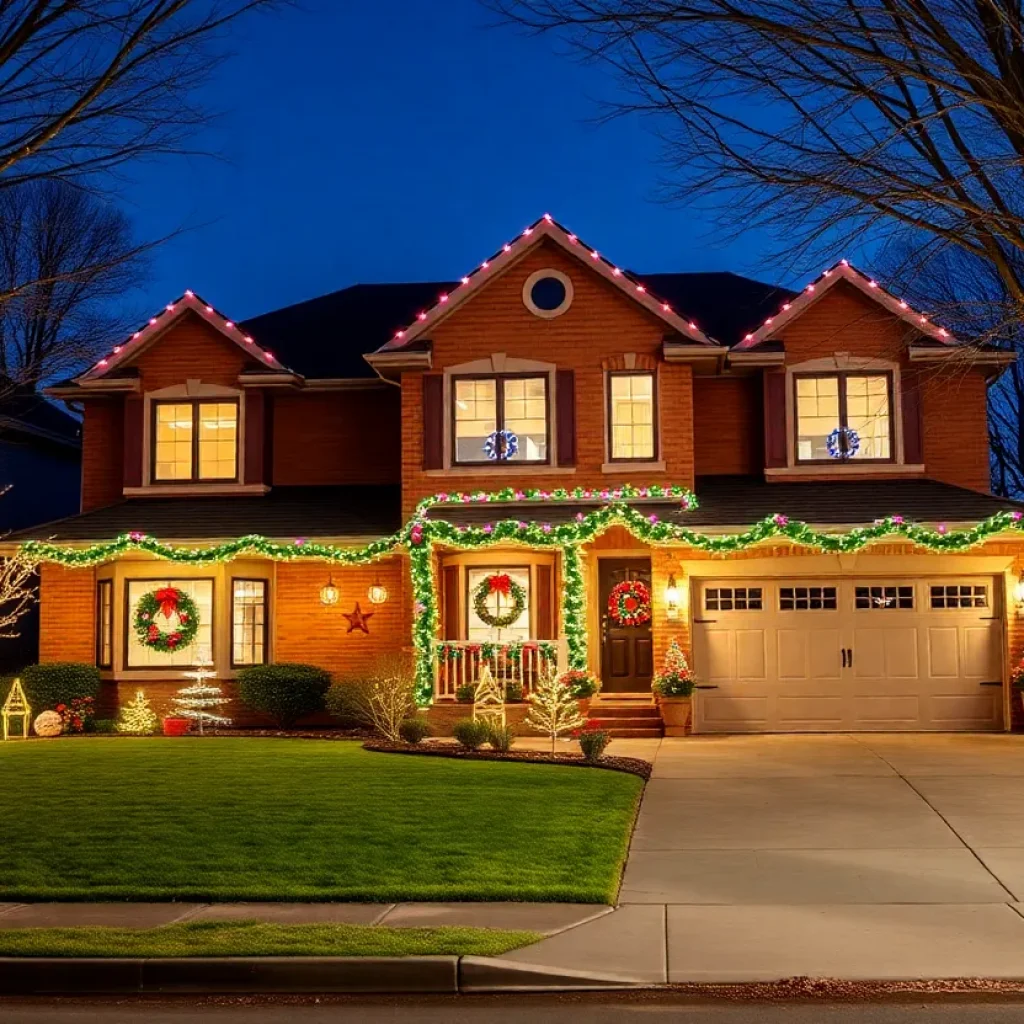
[665,574,680,621]
[1015,572,1024,612]
[367,574,389,605]
[320,576,340,606]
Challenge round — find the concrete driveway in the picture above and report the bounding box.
[503,734,1024,983]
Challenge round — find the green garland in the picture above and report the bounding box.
[15,488,1024,708]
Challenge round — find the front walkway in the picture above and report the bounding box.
[502,733,1024,982]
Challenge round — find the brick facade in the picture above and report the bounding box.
[39,564,96,663]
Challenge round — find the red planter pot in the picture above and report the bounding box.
[162,717,190,737]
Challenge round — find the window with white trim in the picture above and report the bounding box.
[466,567,531,643]
[795,373,892,462]
[608,372,656,461]
[452,376,548,464]
[153,400,239,482]
[231,579,267,666]
[125,578,213,668]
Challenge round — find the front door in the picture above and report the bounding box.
[599,558,654,693]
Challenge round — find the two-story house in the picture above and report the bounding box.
[11,214,1024,733]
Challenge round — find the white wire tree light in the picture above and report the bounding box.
[173,648,231,734]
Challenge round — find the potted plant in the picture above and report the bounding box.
[162,716,190,737]
[652,639,696,736]
[558,669,601,714]
[1013,658,1024,714]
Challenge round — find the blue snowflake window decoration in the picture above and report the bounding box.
[826,426,861,460]
[483,429,519,461]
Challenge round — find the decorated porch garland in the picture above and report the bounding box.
[133,586,199,653]
[472,573,527,628]
[607,579,652,627]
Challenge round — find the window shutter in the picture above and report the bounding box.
[244,391,265,485]
[900,371,923,465]
[442,565,462,640]
[123,395,144,487]
[556,369,576,467]
[535,564,555,640]
[763,370,788,468]
[422,374,444,470]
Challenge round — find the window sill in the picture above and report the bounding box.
[766,464,925,479]
[602,461,666,474]
[124,483,271,497]
[426,466,575,477]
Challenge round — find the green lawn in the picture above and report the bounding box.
[0,738,642,903]
[0,920,539,958]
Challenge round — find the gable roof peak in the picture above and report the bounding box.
[735,259,956,349]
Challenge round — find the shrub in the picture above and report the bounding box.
[20,663,101,712]
[486,723,516,752]
[577,723,611,762]
[558,669,600,699]
[504,681,524,703]
[399,716,431,744]
[455,683,476,703]
[327,653,417,741]
[56,696,95,734]
[91,719,117,735]
[452,718,489,750]
[236,663,331,728]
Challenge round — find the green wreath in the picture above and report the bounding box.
[473,573,527,629]
[133,586,199,653]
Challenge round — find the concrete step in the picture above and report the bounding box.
[596,727,664,739]
[589,706,660,720]
[589,716,663,731]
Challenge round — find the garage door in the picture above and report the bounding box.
[692,578,1003,732]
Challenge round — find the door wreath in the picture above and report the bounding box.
[607,579,652,627]
[473,573,527,629]
[133,586,199,652]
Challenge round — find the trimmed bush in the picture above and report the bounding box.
[455,683,476,704]
[486,723,516,752]
[452,718,490,750]
[237,663,331,728]
[91,719,117,735]
[504,681,524,703]
[578,726,611,762]
[399,717,431,745]
[20,664,101,712]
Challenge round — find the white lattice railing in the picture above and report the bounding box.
[434,640,566,701]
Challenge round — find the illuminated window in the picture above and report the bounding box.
[466,567,531,643]
[231,579,267,666]
[153,400,238,482]
[609,372,655,460]
[452,376,548,464]
[96,580,114,669]
[126,578,213,668]
[795,373,891,462]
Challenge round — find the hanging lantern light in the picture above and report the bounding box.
[367,574,389,605]
[319,576,340,606]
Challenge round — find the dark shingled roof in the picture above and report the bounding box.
[428,476,1022,529]
[232,271,792,380]
[8,485,401,541]
[0,386,81,445]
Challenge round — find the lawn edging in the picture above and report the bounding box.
[362,740,653,781]
[0,955,642,995]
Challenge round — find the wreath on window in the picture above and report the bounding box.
[483,429,519,461]
[133,586,199,653]
[607,579,652,627]
[826,426,861,460]
[472,573,527,629]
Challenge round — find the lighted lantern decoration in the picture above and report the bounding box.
[2,678,30,740]
[367,574,389,605]
[665,574,681,621]
[320,576,340,606]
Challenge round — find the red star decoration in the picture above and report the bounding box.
[343,601,374,635]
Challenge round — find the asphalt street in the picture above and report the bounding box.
[5,996,1024,1022]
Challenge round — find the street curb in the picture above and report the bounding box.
[0,956,645,995]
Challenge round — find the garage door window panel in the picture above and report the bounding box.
[794,372,893,463]
[705,587,763,611]
[779,586,838,610]
[930,584,988,609]
[855,585,914,609]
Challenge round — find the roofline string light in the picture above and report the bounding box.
[81,291,284,380]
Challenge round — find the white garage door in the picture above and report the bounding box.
[692,578,1003,732]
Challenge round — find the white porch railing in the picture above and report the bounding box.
[434,639,567,701]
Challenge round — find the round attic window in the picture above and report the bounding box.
[523,269,573,319]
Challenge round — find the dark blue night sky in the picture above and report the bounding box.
[120,0,834,323]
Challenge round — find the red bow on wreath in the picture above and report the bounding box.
[489,574,512,596]
[154,587,179,619]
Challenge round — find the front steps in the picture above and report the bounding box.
[587,696,664,739]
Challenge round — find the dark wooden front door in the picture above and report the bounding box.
[599,558,654,693]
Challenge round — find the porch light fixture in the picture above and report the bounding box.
[665,574,680,620]
[319,576,340,606]
[367,574,389,605]
[1015,572,1024,611]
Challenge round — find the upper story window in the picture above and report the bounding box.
[153,400,239,482]
[608,372,656,461]
[795,373,892,463]
[452,375,549,465]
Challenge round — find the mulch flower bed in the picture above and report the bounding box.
[363,739,652,780]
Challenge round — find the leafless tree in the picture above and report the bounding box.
[0,180,149,387]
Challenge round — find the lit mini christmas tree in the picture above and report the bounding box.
[473,663,506,729]
[174,655,231,734]
[525,665,585,753]
[652,638,696,697]
[117,690,158,735]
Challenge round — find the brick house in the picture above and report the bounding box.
[10,213,1024,733]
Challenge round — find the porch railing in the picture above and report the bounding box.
[434,640,567,701]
